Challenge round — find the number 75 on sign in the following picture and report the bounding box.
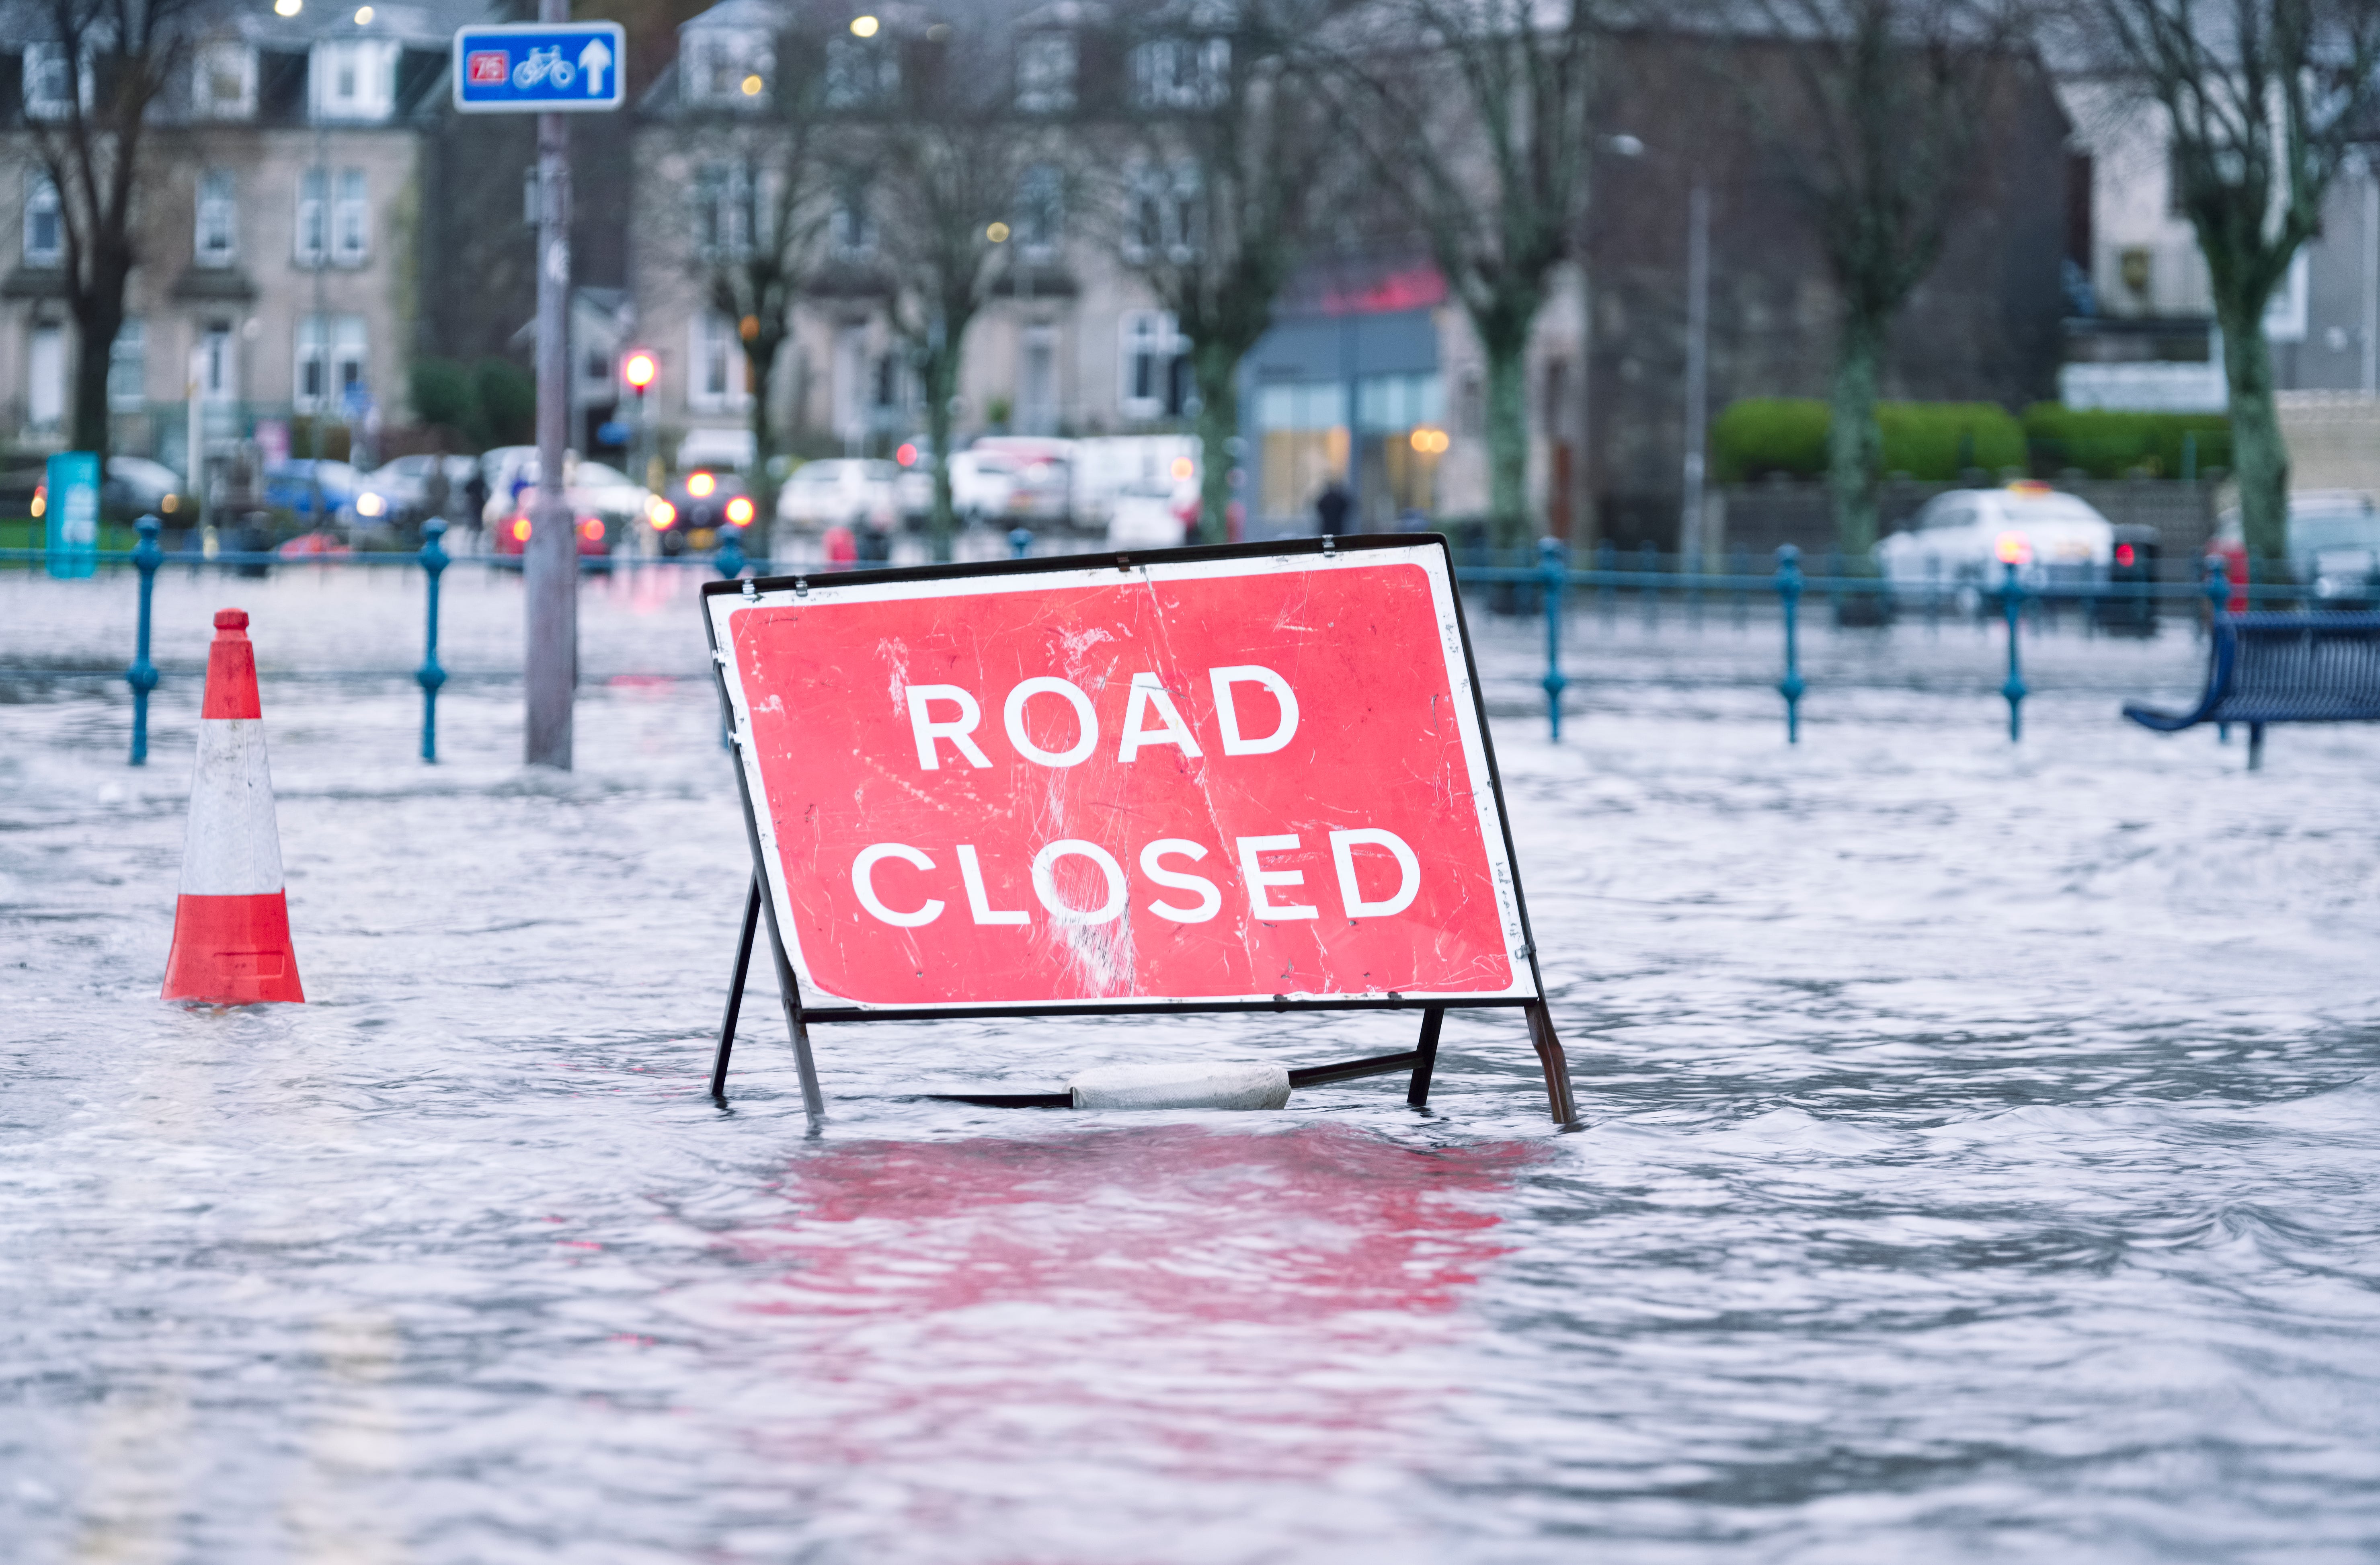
[452,23,626,113]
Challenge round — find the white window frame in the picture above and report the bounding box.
[1018,163,1063,260]
[24,43,80,121]
[1118,309,1185,420]
[24,171,63,267]
[199,320,236,402]
[1129,37,1228,110]
[830,172,874,257]
[332,315,368,410]
[1016,33,1076,113]
[333,168,369,265]
[195,168,236,267]
[108,318,145,413]
[1122,162,1198,264]
[825,36,898,109]
[683,29,768,105]
[295,168,326,267]
[195,42,256,119]
[689,311,750,413]
[311,39,395,122]
[696,161,754,260]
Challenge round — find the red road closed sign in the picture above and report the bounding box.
[705,539,1541,1018]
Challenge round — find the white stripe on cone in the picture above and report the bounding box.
[179,718,287,896]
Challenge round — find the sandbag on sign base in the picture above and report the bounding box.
[1067,1062,1292,1111]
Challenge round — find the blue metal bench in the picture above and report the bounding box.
[2124,611,2380,769]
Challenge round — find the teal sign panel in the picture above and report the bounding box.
[45,451,99,580]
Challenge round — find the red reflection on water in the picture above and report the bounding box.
[716,1124,1540,1522]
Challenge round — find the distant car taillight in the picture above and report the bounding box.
[511,518,531,542]
[2115,544,2135,568]
[726,496,754,525]
[578,518,604,541]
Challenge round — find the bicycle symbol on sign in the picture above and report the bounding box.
[512,45,574,90]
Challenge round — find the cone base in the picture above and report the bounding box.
[163,891,305,1005]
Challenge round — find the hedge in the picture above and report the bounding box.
[2019,405,2231,480]
[1713,399,2026,482]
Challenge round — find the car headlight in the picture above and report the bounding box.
[357,492,385,517]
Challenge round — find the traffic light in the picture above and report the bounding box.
[622,351,657,392]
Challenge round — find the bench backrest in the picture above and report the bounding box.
[2212,613,2380,722]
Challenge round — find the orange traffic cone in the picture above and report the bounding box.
[162,609,304,1004]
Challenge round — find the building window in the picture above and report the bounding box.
[29,324,65,429]
[1124,163,1198,263]
[295,314,368,414]
[199,320,235,400]
[1018,164,1063,258]
[1118,310,1187,419]
[684,29,767,104]
[831,172,874,256]
[1256,379,1349,519]
[334,169,368,264]
[312,40,393,120]
[697,162,754,259]
[690,312,749,412]
[196,170,237,266]
[24,44,76,120]
[826,37,898,109]
[24,173,62,267]
[1129,37,1228,110]
[197,43,256,118]
[1016,33,1076,113]
[108,319,145,413]
[584,348,611,387]
[295,168,326,266]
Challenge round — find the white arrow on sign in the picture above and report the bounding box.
[577,37,611,98]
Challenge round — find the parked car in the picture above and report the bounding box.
[264,459,370,522]
[2210,490,2380,609]
[650,468,756,556]
[1877,482,2115,609]
[1105,479,1198,551]
[493,507,614,560]
[776,459,900,531]
[103,456,194,522]
[968,437,1073,525]
[365,454,479,523]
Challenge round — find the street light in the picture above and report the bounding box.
[849,14,878,36]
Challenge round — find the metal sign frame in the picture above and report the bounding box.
[699,533,1578,1123]
[451,22,627,114]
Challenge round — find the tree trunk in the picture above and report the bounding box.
[1192,340,1239,545]
[1828,311,1885,567]
[2217,303,2288,575]
[1482,332,1531,552]
[922,342,959,561]
[69,298,124,461]
[744,332,783,559]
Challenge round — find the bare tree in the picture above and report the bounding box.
[669,29,835,539]
[22,0,211,459]
[1747,0,2031,565]
[1320,0,1600,548]
[2079,0,2380,569]
[861,16,1048,557]
[1094,0,1344,541]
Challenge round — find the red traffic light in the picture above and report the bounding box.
[896,442,917,467]
[622,351,658,390]
[2115,544,2136,568]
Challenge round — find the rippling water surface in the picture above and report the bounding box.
[4,570,2380,1562]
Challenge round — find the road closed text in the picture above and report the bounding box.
[717,552,1532,1007]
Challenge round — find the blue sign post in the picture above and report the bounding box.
[451,22,626,113]
[45,451,99,580]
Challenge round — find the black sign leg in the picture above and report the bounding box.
[1407,1006,1444,1107]
[710,874,762,1101]
[1525,1001,1581,1126]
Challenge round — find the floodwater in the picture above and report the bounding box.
[4,568,2380,1562]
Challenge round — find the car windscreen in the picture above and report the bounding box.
[2291,510,2380,554]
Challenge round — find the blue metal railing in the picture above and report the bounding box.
[4,525,2331,763]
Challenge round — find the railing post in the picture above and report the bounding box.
[1008,526,1034,560]
[1596,538,1616,628]
[2000,559,2027,742]
[2207,556,2232,743]
[1639,541,1659,631]
[1732,546,1749,631]
[1775,544,1805,743]
[1539,537,1569,741]
[715,523,746,581]
[126,515,162,766]
[416,518,449,763]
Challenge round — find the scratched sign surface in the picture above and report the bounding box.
[706,544,1536,1013]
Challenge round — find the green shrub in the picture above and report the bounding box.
[409,357,476,431]
[1713,398,2027,482]
[2021,404,2230,479]
[470,357,536,448]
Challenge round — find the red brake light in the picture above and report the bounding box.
[2115,544,2136,568]
[578,518,604,541]
[511,517,531,541]
[726,496,755,524]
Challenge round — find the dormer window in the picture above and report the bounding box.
[196,42,257,119]
[1129,37,1228,109]
[1016,33,1076,113]
[682,29,770,105]
[312,39,395,120]
[825,35,898,109]
[25,43,79,120]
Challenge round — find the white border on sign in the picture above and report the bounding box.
[707,545,1540,1013]
[449,22,628,114]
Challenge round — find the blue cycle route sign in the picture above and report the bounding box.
[452,22,626,113]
